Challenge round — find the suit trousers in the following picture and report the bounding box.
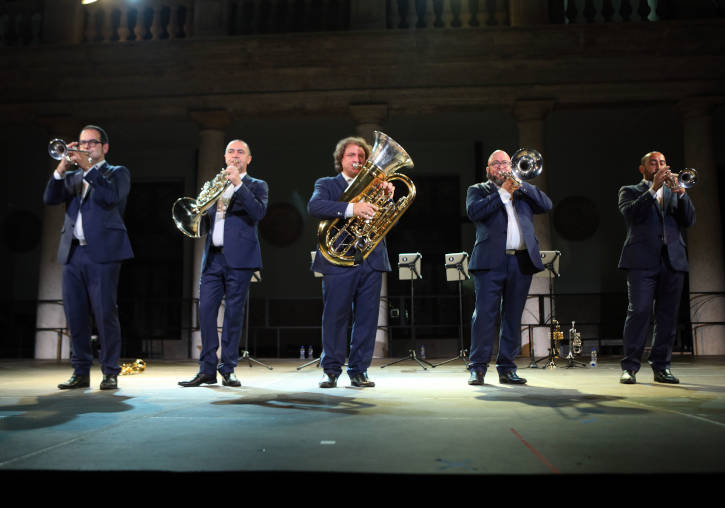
[198,249,253,375]
[469,254,532,374]
[621,249,685,372]
[62,243,122,376]
[320,261,382,377]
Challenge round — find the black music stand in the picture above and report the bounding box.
[381,253,433,370]
[297,252,324,370]
[530,251,564,368]
[433,252,470,368]
[238,270,273,369]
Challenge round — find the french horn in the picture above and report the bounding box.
[172,168,230,238]
[317,131,416,267]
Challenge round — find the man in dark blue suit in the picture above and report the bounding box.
[618,151,695,385]
[308,136,393,388]
[44,125,134,390]
[179,140,268,388]
[466,149,552,385]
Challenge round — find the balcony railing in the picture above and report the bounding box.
[1,0,723,47]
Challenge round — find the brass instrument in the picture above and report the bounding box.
[546,320,565,368]
[48,138,92,164]
[664,168,698,191]
[317,131,415,267]
[506,147,543,185]
[120,359,146,375]
[569,321,582,355]
[172,168,231,238]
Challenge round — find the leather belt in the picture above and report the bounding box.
[210,245,224,254]
[71,238,87,247]
[505,249,525,255]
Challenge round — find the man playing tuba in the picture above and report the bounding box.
[308,136,394,388]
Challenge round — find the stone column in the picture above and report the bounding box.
[350,103,390,358]
[512,99,555,358]
[678,97,725,354]
[189,109,231,359]
[34,116,77,360]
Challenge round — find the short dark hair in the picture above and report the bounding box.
[80,124,109,145]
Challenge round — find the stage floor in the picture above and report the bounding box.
[1,356,724,478]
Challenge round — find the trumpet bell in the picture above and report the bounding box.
[679,168,698,189]
[511,147,543,181]
[48,138,68,160]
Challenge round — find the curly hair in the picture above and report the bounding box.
[332,136,371,173]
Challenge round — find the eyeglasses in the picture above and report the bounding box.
[489,160,511,168]
[78,139,102,147]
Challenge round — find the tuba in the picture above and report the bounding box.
[171,168,231,238]
[317,131,416,267]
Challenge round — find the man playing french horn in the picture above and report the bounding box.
[618,151,695,385]
[179,140,268,388]
[308,136,394,388]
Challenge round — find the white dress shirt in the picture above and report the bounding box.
[212,174,245,247]
[497,186,525,250]
[54,161,105,244]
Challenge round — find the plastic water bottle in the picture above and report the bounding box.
[307,345,314,359]
[419,344,426,359]
[590,348,598,367]
[299,346,306,359]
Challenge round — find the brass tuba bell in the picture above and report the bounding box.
[317,131,416,267]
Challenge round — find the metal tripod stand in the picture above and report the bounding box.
[381,253,433,370]
[433,252,470,368]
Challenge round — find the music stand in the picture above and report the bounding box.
[381,253,433,370]
[239,270,273,369]
[297,252,324,370]
[530,250,563,368]
[432,252,470,368]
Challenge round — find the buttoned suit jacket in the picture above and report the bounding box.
[466,180,552,274]
[200,174,268,273]
[43,163,134,264]
[307,173,391,275]
[618,181,695,272]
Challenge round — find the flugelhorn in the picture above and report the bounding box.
[506,147,543,185]
[172,168,231,238]
[48,138,92,164]
[664,168,698,190]
[317,131,415,267]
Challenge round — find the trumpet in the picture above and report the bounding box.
[504,147,543,185]
[48,138,92,164]
[664,168,698,191]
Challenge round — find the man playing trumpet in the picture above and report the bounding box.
[44,125,133,390]
[179,140,268,388]
[618,151,695,385]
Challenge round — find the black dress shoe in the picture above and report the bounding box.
[468,370,485,385]
[220,371,241,387]
[653,368,679,384]
[58,374,90,390]
[100,374,118,390]
[178,372,217,387]
[499,370,527,384]
[319,372,338,388]
[620,370,637,384]
[350,372,375,387]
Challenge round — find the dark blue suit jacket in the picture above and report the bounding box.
[201,174,268,272]
[466,181,552,273]
[308,173,391,275]
[43,163,134,264]
[618,181,695,272]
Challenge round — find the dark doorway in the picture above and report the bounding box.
[118,181,185,357]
